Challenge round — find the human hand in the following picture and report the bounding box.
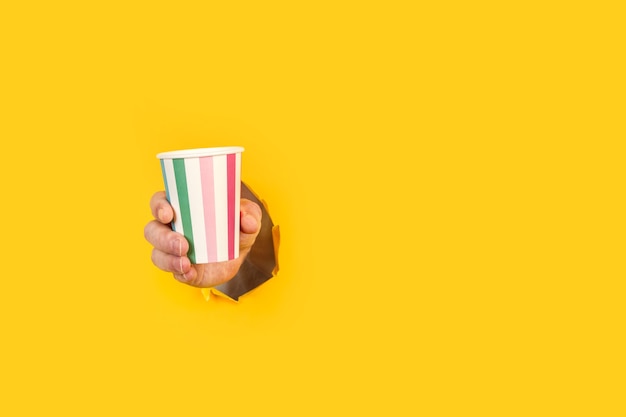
[144,191,262,287]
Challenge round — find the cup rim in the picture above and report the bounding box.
[157,146,244,159]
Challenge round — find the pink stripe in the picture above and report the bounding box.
[227,154,236,259]
[200,157,217,262]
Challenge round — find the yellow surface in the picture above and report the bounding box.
[1,1,624,415]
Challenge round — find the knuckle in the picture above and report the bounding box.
[157,231,168,252]
[145,221,164,246]
[143,222,153,242]
[150,249,159,267]
[148,223,174,253]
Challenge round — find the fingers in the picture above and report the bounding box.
[147,195,264,289]
[239,199,262,251]
[175,260,244,288]
[172,200,262,288]
[151,249,192,275]
[144,220,189,256]
[150,191,174,224]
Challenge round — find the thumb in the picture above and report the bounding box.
[239,199,262,250]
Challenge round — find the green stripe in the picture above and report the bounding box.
[173,159,196,263]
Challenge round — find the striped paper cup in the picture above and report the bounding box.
[157,147,244,264]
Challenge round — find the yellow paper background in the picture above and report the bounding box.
[1,1,624,415]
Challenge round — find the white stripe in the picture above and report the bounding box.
[164,159,184,236]
[234,152,241,259]
[213,155,229,261]
[184,158,208,264]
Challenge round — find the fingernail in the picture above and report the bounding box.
[158,208,164,221]
[179,258,185,274]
